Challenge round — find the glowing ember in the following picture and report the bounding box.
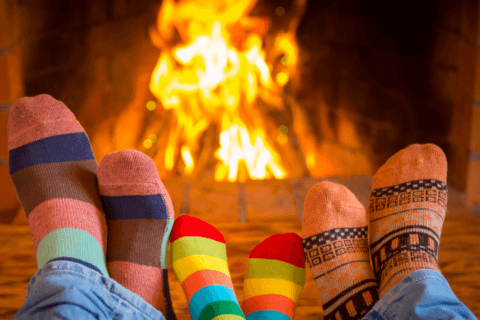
[148,0,306,181]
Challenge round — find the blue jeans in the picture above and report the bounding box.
[14,260,477,320]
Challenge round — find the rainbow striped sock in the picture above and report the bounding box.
[170,215,246,320]
[97,149,176,319]
[8,94,109,276]
[242,233,306,320]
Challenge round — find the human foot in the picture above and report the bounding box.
[170,215,246,320]
[242,233,305,320]
[8,94,109,276]
[302,181,379,320]
[368,144,447,299]
[97,149,176,319]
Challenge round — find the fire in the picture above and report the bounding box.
[148,0,305,182]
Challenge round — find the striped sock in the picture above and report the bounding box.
[242,233,306,320]
[8,94,109,276]
[170,215,246,320]
[302,181,379,320]
[368,144,447,299]
[97,149,176,319]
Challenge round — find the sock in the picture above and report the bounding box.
[7,94,109,276]
[302,181,379,320]
[368,143,447,299]
[97,149,176,319]
[170,215,246,320]
[242,233,306,320]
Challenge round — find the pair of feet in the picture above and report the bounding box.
[8,94,447,320]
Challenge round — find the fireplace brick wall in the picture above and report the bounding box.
[0,0,24,220]
[1,0,480,220]
[467,0,480,213]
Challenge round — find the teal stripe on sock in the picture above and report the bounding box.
[36,228,109,277]
[246,310,290,320]
[190,285,239,320]
[161,217,174,269]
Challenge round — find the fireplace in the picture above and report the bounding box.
[1,0,480,220]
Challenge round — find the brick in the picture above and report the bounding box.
[457,38,476,97]
[244,179,296,221]
[447,94,472,191]
[466,158,480,207]
[86,0,108,26]
[189,177,239,222]
[12,206,28,225]
[19,0,85,38]
[23,30,88,81]
[0,1,22,48]
[162,178,185,219]
[473,47,480,101]
[431,28,460,67]
[312,140,372,177]
[427,67,458,105]
[0,40,24,105]
[0,111,8,158]
[317,104,336,141]
[437,0,461,31]
[460,0,479,47]
[110,0,160,20]
[335,13,369,46]
[23,68,72,106]
[0,164,19,212]
[471,106,480,152]
[335,108,362,150]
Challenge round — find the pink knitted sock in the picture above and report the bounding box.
[97,149,176,319]
[8,94,109,276]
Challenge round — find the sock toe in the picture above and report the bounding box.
[170,216,244,320]
[373,144,447,189]
[301,181,379,319]
[243,233,306,320]
[8,94,83,151]
[98,149,176,317]
[7,94,109,276]
[170,214,225,244]
[249,233,304,268]
[302,181,365,239]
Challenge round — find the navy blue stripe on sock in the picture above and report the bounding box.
[47,256,104,275]
[100,194,169,220]
[9,132,95,175]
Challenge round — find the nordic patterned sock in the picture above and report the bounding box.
[368,143,447,299]
[242,233,306,320]
[302,181,379,320]
[170,215,246,320]
[8,94,109,276]
[97,149,176,319]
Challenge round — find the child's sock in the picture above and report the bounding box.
[242,233,305,320]
[8,94,109,276]
[303,181,379,320]
[97,149,176,319]
[368,144,447,299]
[170,215,246,320]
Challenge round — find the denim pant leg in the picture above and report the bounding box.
[363,269,477,320]
[13,259,166,320]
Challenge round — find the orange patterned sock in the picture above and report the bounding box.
[302,181,379,320]
[368,144,447,299]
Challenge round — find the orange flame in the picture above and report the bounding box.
[148,0,305,181]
